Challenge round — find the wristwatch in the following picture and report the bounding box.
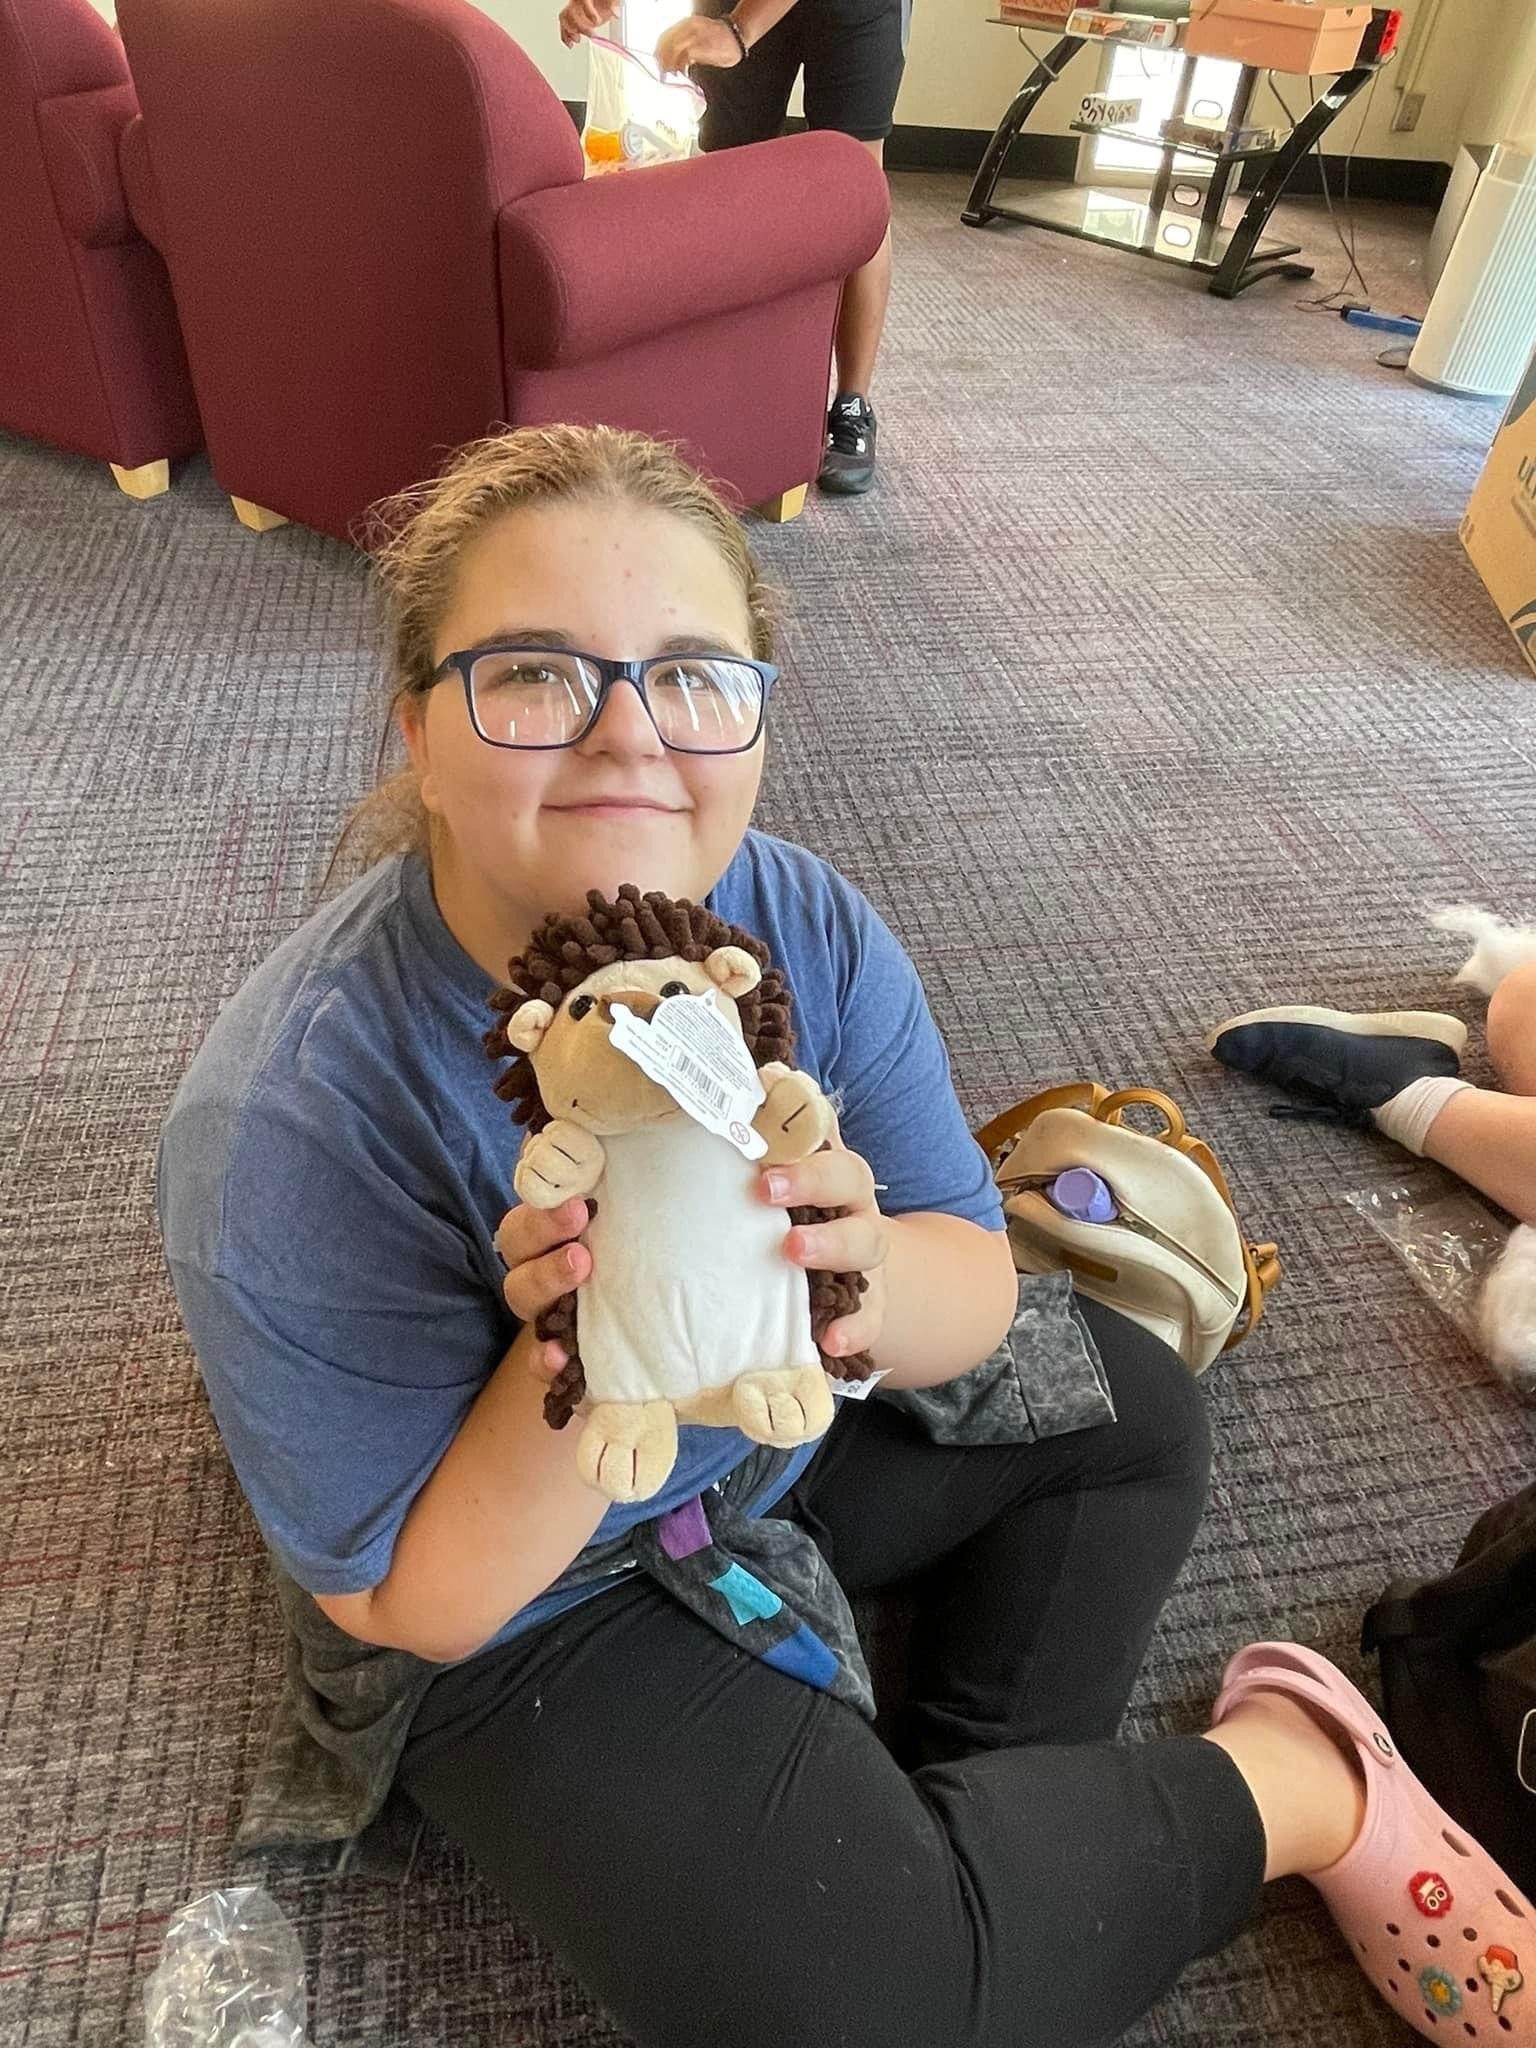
[722,9,750,60]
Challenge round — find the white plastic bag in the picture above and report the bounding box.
[1345,1184,1510,1347]
[1346,1185,1536,1403]
[143,1888,311,2048]
[582,35,703,174]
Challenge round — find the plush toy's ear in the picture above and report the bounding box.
[505,999,554,1053]
[704,946,761,1000]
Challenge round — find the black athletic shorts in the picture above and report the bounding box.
[693,0,909,147]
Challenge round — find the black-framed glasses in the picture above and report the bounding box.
[429,645,777,756]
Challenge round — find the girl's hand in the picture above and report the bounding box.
[558,0,620,48]
[761,1142,889,1360]
[496,1195,591,1379]
[656,15,743,70]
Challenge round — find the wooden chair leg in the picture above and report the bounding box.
[109,459,170,501]
[755,484,808,524]
[231,497,289,533]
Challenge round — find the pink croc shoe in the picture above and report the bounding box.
[1213,1640,1534,2043]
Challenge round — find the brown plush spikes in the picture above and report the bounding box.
[491,890,801,1130]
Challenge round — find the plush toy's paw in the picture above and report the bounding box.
[732,1366,835,1449]
[754,1070,834,1165]
[577,1400,679,1502]
[514,1120,606,1208]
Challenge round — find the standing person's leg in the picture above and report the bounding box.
[832,146,892,394]
[802,0,906,493]
[790,1298,1211,1761]
[399,1569,1276,2048]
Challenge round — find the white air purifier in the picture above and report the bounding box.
[1410,44,1536,404]
[1409,141,1536,400]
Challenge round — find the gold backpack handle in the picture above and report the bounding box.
[976,1083,1282,1351]
[975,1083,1109,1163]
[1096,1088,1188,1146]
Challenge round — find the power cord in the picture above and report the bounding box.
[1011,27,1071,85]
[1313,71,1381,304]
[1268,72,1374,304]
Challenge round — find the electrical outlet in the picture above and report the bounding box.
[1392,89,1425,133]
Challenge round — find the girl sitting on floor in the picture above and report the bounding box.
[159,424,1534,2048]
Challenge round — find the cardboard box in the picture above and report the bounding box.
[1183,0,1370,73]
[1460,340,1536,677]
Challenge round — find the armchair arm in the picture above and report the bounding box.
[37,82,140,250]
[498,130,888,372]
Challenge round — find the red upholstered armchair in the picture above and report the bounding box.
[0,0,199,498]
[114,0,890,542]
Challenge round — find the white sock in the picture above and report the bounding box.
[1371,1076,1473,1156]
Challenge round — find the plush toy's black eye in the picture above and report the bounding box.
[660,980,688,999]
[568,993,595,1021]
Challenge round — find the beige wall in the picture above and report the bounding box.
[477,0,587,95]
[1459,0,1536,144]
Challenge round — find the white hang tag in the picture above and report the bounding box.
[830,1367,891,1401]
[609,992,767,1159]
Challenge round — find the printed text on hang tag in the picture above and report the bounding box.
[831,1368,891,1401]
[609,992,767,1158]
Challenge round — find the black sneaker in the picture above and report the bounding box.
[1206,1005,1467,1123]
[819,393,877,495]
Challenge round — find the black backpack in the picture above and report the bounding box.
[1362,1483,1536,1899]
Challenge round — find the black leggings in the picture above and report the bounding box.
[399,1303,1267,2048]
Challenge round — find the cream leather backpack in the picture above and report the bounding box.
[977,1084,1281,1374]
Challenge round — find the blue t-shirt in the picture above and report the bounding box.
[157,834,1003,1649]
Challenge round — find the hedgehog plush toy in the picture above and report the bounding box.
[486,885,874,1504]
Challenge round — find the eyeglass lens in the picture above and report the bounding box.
[468,652,764,753]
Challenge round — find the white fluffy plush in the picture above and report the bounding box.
[1429,903,1536,998]
[1478,1223,1536,1402]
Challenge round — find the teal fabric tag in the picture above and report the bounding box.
[708,1563,784,1627]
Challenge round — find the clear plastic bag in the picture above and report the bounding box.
[582,35,703,174]
[1345,1183,1511,1348]
[143,1888,311,2048]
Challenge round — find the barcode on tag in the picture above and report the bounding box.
[608,992,768,1158]
[658,992,762,1097]
[671,1051,729,1114]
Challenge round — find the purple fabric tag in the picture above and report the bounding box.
[657,1495,712,1561]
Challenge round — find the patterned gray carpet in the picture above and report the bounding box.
[3,172,1534,2048]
